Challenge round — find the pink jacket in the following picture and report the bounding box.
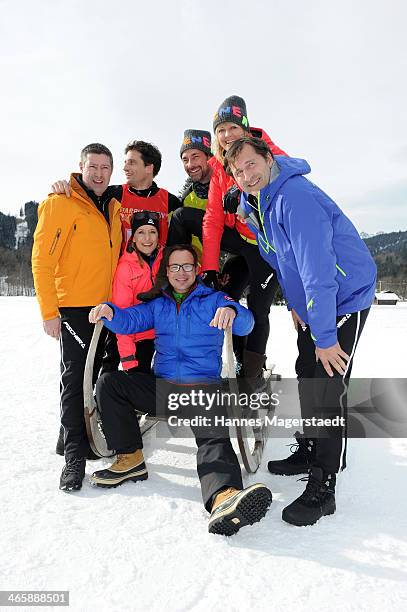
[112,246,164,369]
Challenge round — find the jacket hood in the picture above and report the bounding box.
[261,156,311,206]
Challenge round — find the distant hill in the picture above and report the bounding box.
[363,231,407,291]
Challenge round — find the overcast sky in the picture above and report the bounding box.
[1,0,406,234]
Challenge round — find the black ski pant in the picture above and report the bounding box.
[59,307,119,460]
[96,371,243,511]
[168,206,278,354]
[295,308,370,473]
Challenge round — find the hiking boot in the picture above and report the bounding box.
[55,425,64,456]
[208,483,272,536]
[268,436,316,476]
[59,457,86,491]
[90,450,148,488]
[282,466,336,526]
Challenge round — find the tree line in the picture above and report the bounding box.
[0,203,406,298]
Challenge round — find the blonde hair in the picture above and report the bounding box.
[212,125,251,164]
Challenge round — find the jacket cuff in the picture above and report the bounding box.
[121,355,138,370]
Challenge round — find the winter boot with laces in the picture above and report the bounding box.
[208,483,272,536]
[282,466,336,526]
[268,435,316,476]
[59,457,86,491]
[90,450,148,488]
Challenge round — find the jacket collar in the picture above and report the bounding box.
[161,278,214,302]
[258,155,312,214]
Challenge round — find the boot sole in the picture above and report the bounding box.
[59,483,82,492]
[91,469,148,488]
[268,464,310,476]
[209,484,272,536]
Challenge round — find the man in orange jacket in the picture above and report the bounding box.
[32,143,122,492]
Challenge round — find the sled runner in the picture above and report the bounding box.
[83,321,115,457]
[223,327,279,473]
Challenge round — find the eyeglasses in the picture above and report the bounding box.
[132,211,160,221]
[167,263,195,272]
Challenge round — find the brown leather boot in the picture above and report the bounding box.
[91,450,148,488]
[209,483,272,536]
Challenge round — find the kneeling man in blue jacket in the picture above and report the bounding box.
[89,244,272,536]
[225,137,376,527]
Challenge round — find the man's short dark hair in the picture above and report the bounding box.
[80,143,113,167]
[224,137,272,175]
[125,140,162,177]
[164,244,199,268]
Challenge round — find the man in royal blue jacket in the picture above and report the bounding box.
[225,137,376,527]
[88,244,272,536]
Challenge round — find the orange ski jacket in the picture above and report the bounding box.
[32,174,122,320]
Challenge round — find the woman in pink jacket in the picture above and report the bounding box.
[202,94,288,379]
[112,211,164,373]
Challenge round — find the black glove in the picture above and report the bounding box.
[222,185,241,214]
[201,270,219,290]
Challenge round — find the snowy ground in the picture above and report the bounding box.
[1,298,406,612]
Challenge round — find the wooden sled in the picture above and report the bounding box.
[83,322,280,472]
[223,327,280,473]
[83,321,115,457]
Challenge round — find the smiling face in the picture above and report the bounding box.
[215,122,247,153]
[132,225,159,256]
[80,153,112,196]
[123,149,153,189]
[181,149,211,184]
[167,249,197,294]
[229,143,273,194]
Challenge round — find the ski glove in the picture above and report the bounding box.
[222,185,241,214]
[201,270,220,291]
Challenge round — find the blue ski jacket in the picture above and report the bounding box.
[102,281,254,382]
[240,156,376,348]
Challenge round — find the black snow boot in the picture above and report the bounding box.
[55,425,64,456]
[282,466,336,526]
[268,435,316,476]
[59,457,86,492]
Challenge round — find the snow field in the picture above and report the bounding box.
[1,298,406,611]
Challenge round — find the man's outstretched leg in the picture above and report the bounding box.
[191,404,272,536]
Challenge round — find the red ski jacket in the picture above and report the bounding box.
[112,246,164,370]
[202,127,288,271]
